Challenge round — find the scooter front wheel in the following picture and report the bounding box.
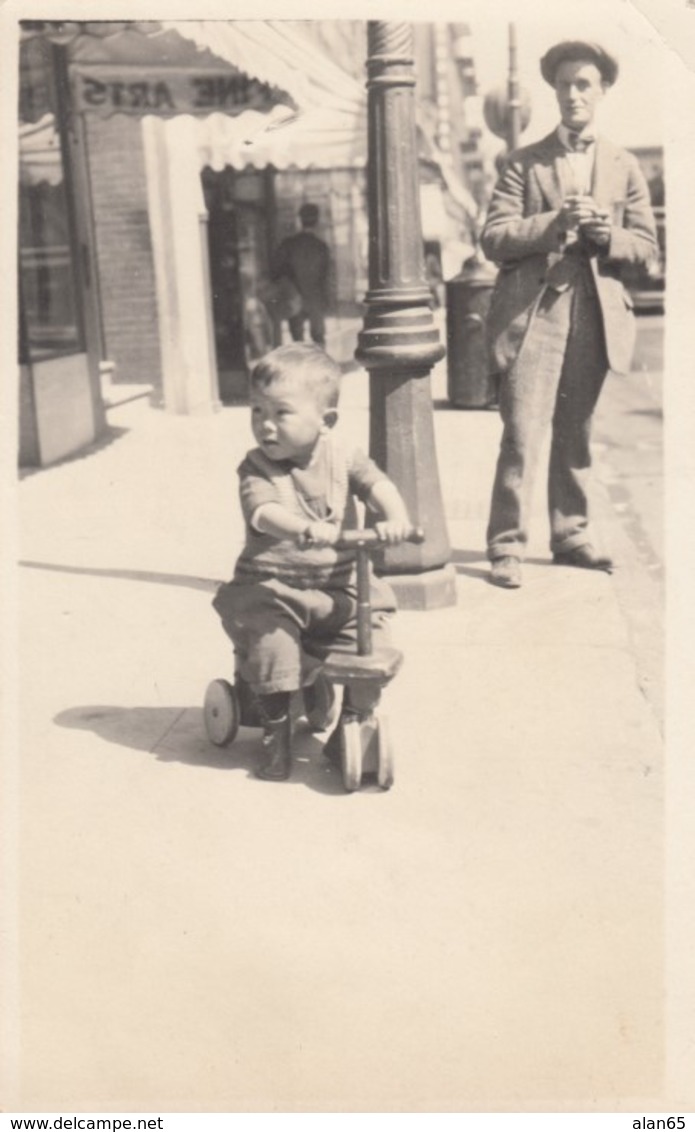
[376,714,394,790]
[204,679,240,747]
[340,716,364,793]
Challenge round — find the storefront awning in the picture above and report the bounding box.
[235,103,368,170]
[20,19,479,218]
[237,98,481,231]
[22,19,366,120]
[163,22,367,172]
[161,20,369,170]
[161,21,366,116]
[191,106,298,172]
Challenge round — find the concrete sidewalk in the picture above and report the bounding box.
[14,358,667,1112]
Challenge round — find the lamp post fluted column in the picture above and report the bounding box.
[356,21,457,609]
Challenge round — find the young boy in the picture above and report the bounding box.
[212,343,412,782]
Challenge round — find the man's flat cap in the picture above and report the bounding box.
[540,41,619,86]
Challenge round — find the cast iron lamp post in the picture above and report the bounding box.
[356,21,457,610]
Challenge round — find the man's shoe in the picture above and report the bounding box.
[553,544,613,573]
[490,556,522,589]
[256,714,292,781]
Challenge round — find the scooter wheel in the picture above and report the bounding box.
[204,679,240,747]
[340,716,363,793]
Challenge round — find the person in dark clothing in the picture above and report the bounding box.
[272,203,331,347]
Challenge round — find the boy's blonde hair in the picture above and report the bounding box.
[250,344,341,410]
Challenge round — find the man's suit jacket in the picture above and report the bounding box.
[480,130,657,376]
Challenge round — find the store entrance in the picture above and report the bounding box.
[201,166,277,403]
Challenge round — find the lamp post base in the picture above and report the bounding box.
[383,563,458,611]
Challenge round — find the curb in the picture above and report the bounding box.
[593,452,664,729]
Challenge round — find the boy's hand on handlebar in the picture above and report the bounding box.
[374,518,413,545]
[298,520,339,548]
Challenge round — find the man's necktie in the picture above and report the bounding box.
[567,130,594,153]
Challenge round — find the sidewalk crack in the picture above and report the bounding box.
[150,708,187,753]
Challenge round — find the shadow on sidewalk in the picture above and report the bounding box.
[53,705,348,796]
[20,560,220,593]
[450,548,551,581]
[19,425,130,480]
[450,548,489,581]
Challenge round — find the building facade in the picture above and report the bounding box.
[17,20,483,466]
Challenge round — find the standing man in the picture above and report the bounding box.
[273,203,331,347]
[481,41,657,588]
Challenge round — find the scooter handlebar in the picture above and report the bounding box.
[335,526,425,550]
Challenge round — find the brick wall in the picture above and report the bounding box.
[85,114,162,391]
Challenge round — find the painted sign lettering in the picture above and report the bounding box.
[72,68,279,117]
[81,77,175,111]
[191,75,257,109]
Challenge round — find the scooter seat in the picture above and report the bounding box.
[321,646,403,685]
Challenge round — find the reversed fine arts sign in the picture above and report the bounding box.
[71,66,279,116]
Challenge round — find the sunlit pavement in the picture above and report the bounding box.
[11,326,673,1113]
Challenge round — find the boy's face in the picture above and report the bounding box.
[250,380,334,464]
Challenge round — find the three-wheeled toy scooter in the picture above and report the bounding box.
[203,527,424,791]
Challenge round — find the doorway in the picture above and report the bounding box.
[201,166,277,403]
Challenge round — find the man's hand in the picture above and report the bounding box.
[299,521,339,548]
[558,194,603,232]
[579,209,611,247]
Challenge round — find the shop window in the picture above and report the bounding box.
[18,35,83,361]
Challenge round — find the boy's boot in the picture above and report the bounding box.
[235,672,263,728]
[304,674,341,734]
[257,715,292,781]
[256,692,292,781]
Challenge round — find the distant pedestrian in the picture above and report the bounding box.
[211,343,411,782]
[272,203,331,347]
[481,40,657,589]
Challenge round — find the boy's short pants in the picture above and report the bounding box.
[212,575,397,695]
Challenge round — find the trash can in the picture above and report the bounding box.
[446,255,499,408]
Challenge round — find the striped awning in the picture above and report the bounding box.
[21,19,368,171]
[18,19,477,217]
[21,19,365,117]
[161,21,366,116]
[161,20,368,170]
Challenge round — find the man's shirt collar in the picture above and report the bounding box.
[557,123,597,151]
